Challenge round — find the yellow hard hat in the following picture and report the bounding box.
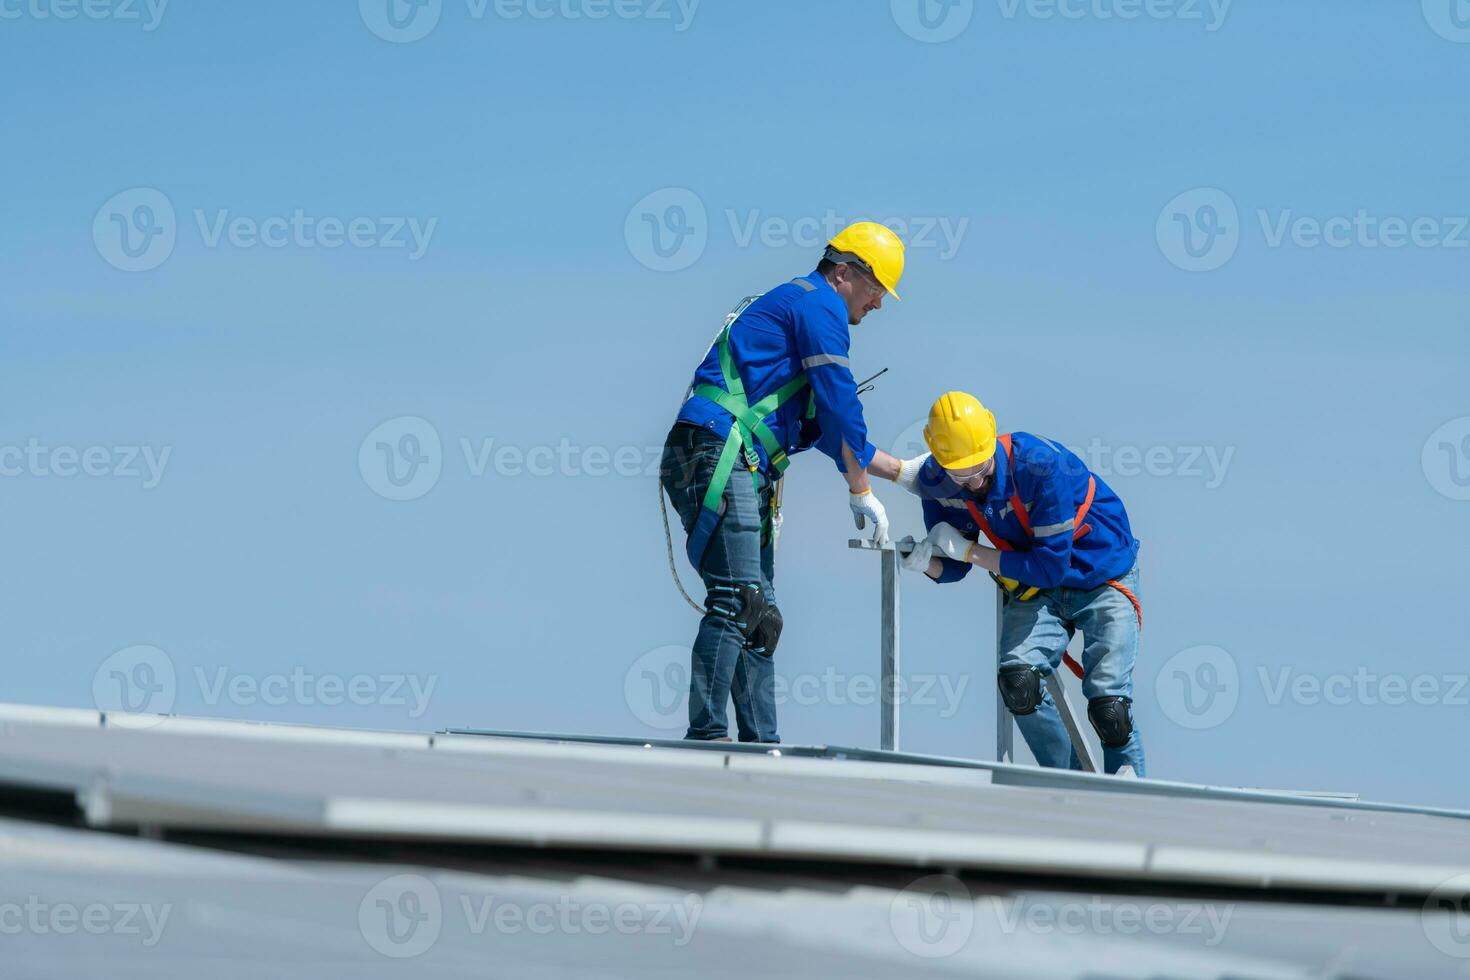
[827,221,905,300]
[924,391,997,469]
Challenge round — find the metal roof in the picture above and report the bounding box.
[2,702,1468,977]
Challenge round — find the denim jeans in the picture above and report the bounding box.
[999,563,1145,775]
[660,424,779,743]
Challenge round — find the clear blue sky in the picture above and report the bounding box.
[3,1,1467,807]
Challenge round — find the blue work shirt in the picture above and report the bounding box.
[917,432,1140,590]
[676,270,875,475]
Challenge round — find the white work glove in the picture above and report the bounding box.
[893,453,931,497]
[927,521,975,564]
[898,535,938,574]
[849,489,890,546]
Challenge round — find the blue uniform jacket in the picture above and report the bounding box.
[917,432,1140,590]
[676,270,875,475]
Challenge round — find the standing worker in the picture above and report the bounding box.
[659,222,928,744]
[900,391,1146,775]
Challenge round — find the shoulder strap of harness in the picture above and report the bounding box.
[683,279,817,570]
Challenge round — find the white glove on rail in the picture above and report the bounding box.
[927,521,975,564]
[898,535,938,574]
[850,490,891,547]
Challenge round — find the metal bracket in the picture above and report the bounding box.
[848,538,907,751]
[849,541,1097,770]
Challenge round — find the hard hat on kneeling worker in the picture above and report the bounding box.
[924,391,997,470]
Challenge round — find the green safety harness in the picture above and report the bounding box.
[684,280,818,570]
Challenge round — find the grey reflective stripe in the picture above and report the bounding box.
[1036,435,1063,454]
[1000,500,1032,520]
[1032,518,1076,537]
[791,278,816,292]
[802,354,850,370]
[936,497,968,509]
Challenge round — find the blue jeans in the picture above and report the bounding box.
[999,563,1145,775]
[660,425,779,743]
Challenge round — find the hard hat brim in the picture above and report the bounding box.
[938,445,995,470]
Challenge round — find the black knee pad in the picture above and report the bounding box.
[707,584,782,659]
[1087,696,1134,748]
[998,664,1044,716]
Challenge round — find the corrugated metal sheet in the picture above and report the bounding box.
[2,703,1469,978]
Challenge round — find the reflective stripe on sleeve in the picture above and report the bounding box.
[801,354,851,370]
[1032,518,1076,537]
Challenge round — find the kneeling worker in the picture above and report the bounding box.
[901,392,1145,775]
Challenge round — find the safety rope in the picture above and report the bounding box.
[660,480,705,614]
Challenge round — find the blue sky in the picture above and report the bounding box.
[2,1,1468,807]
